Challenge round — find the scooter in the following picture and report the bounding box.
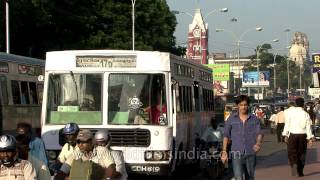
[203,141,225,180]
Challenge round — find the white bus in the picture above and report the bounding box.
[41,50,214,175]
[0,52,44,135]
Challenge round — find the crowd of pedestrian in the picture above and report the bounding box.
[219,95,316,180]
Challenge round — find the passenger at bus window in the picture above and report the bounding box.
[16,122,48,166]
[81,94,96,111]
[21,92,28,104]
[143,93,167,125]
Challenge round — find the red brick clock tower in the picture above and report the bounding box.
[186,9,208,64]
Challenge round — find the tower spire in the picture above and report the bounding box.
[196,0,200,8]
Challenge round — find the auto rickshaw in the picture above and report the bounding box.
[224,103,237,121]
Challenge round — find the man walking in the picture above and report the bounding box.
[282,97,314,177]
[275,107,285,142]
[221,95,264,180]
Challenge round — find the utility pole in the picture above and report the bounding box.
[6,0,10,53]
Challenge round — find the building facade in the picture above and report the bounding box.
[289,31,309,66]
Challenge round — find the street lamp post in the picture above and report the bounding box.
[273,53,278,91]
[216,27,263,94]
[131,0,136,51]
[6,0,10,53]
[285,29,291,97]
[203,8,228,20]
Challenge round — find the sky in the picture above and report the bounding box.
[167,0,320,57]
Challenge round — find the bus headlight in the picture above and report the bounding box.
[145,151,169,161]
[153,151,164,161]
[145,151,153,160]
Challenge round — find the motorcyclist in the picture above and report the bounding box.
[94,130,128,180]
[52,122,80,173]
[58,122,80,163]
[0,134,37,179]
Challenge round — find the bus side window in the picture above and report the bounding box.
[20,81,30,104]
[179,86,184,112]
[0,75,8,105]
[37,84,43,104]
[193,83,199,111]
[29,82,38,104]
[175,84,180,112]
[11,80,21,104]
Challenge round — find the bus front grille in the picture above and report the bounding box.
[109,129,150,147]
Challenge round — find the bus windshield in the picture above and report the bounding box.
[108,73,167,125]
[46,73,102,125]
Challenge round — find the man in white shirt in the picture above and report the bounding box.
[275,107,285,142]
[95,130,128,180]
[282,98,315,177]
[54,129,116,179]
[269,111,277,134]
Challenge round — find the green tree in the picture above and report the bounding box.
[0,0,177,58]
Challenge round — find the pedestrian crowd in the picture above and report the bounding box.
[220,95,316,180]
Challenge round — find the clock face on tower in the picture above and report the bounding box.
[193,29,201,37]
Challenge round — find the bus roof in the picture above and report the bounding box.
[45,50,211,72]
[0,52,44,66]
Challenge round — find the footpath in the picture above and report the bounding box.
[255,130,320,180]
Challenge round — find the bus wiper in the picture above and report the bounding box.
[70,71,79,105]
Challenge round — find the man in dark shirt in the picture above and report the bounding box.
[221,95,264,180]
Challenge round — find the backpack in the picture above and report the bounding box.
[69,159,106,180]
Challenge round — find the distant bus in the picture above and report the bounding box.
[41,50,214,176]
[0,52,44,134]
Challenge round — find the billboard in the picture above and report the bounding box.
[312,53,320,73]
[242,71,270,87]
[206,64,230,81]
[213,80,228,96]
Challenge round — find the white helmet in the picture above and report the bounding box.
[94,130,109,142]
[0,135,17,167]
[0,135,16,151]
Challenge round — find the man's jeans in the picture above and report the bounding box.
[232,154,256,180]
